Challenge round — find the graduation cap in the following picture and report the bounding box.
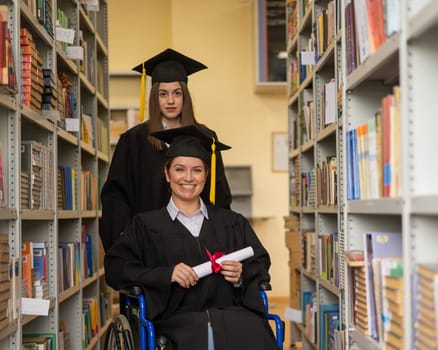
[132,48,207,83]
[132,48,207,122]
[151,125,231,205]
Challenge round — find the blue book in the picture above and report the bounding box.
[86,233,93,277]
[32,242,47,281]
[62,166,73,210]
[346,130,353,200]
[301,290,313,325]
[351,128,360,199]
[319,304,339,350]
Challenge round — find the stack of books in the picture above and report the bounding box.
[344,250,369,336]
[20,28,43,113]
[381,258,403,349]
[414,263,438,349]
[0,234,10,330]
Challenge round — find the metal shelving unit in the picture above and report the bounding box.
[286,0,344,349]
[0,0,111,348]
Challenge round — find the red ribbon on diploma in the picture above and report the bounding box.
[205,248,224,273]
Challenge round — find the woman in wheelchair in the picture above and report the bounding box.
[104,125,280,350]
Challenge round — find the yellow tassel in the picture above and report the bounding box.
[139,63,146,122]
[209,138,216,205]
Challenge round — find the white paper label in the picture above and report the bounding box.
[66,46,84,60]
[66,118,80,132]
[300,51,316,65]
[56,27,75,44]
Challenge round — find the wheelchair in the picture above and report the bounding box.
[104,282,284,350]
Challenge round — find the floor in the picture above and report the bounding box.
[113,294,299,349]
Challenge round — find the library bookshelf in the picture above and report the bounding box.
[286,0,438,349]
[0,1,111,349]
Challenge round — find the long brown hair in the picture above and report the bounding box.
[147,81,199,150]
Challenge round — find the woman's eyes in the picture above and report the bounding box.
[159,90,183,98]
[173,167,203,173]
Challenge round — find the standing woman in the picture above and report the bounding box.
[100,49,232,253]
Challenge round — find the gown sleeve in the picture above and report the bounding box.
[233,214,272,313]
[99,133,135,252]
[104,215,173,318]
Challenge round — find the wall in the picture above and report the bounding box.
[108,0,290,297]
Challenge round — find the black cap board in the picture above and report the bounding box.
[150,125,231,164]
[132,48,207,83]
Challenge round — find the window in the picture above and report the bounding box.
[255,0,287,85]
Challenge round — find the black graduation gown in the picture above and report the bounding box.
[99,121,232,252]
[104,206,279,350]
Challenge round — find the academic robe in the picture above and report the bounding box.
[99,121,232,252]
[104,205,279,350]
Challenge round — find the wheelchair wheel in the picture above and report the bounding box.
[104,314,135,350]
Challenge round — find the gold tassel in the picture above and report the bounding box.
[209,138,216,205]
[139,63,146,122]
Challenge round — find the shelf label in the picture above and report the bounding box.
[42,109,61,121]
[80,0,99,11]
[66,118,80,132]
[21,298,50,316]
[300,51,315,65]
[284,307,302,323]
[66,46,84,60]
[56,27,75,44]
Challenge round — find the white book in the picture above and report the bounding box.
[367,117,379,199]
[353,0,371,64]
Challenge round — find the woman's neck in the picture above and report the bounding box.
[162,116,182,129]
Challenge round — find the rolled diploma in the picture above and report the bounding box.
[193,246,254,279]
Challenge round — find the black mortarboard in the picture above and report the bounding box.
[132,48,207,84]
[151,125,230,205]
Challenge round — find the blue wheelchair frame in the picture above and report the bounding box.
[124,283,284,350]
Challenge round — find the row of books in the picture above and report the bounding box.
[346,86,401,200]
[315,0,336,60]
[290,156,301,207]
[303,231,317,275]
[22,0,54,38]
[0,234,15,332]
[301,168,316,207]
[22,333,55,350]
[316,156,337,207]
[0,5,17,94]
[345,231,403,348]
[80,34,95,86]
[23,320,73,349]
[57,165,76,210]
[414,263,438,349]
[82,226,95,279]
[300,88,315,144]
[58,242,81,293]
[0,142,6,208]
[22,241,48,299]
[96,117,109,156]
[20,27,44,113]
[57,165,102,211]
[81,113,94,147]
[21,141,54,210]
[319,232,340,288]
[345,0,400,75]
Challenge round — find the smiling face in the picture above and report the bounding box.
[158,81,184,127]
[165,156,207,207]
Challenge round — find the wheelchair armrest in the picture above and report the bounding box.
[259,281,272,291]
[120,285,143,296]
